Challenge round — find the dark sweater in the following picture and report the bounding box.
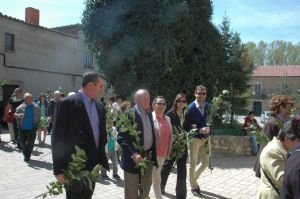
[184,101,210,139]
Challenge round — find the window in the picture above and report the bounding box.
[253,83,261,97]
[5,33,14,50]
[84,52,94,69]
[281,83,289,93]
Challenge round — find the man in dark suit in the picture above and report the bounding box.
[117,89,157,199]
[52,71,109,199]
[185,85,210,197]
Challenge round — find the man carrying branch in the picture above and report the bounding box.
[52,71,109,199]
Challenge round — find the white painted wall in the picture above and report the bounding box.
[0,15,96,97]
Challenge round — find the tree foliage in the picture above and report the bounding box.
[82,0,252,112]
[219,16,253,123]
[245,40,300,66]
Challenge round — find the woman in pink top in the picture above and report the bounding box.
[152,96,173,199]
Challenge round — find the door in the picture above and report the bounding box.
[0,84,19,125]
[253,101,262,116]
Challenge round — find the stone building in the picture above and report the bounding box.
[250,65,300,115]
[0,7,96,120]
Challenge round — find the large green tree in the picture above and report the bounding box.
[82,0,227,103]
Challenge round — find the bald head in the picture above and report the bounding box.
[134,89,150,111]
[24,93,33,105]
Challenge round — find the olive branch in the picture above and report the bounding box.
[35,146,101,198]
[248,108,296,145]
[205,90,229,172]
[169,126,197,161]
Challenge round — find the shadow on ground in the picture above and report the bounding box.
[0,141,20,153]
[201,190,231,199]
[97,177,124,187]
[27,159,53,170]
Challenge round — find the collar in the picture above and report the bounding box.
[80,91,93,103]
[194,100,205,109]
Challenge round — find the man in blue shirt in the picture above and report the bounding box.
[185,85,210,197]
[14,93,40,161]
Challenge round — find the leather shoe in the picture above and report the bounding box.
[101,174,109,179]
[113,174,121,180]
[191,188,203,197]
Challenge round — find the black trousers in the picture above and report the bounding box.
[13,119,20,146]
[19,128,37,159]
[66,180,95,199]
[161,146,188,199]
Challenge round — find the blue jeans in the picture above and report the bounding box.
[250,136,259,156]
[19,129,37,159]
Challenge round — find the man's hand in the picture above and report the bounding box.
[201,127,210,134]
[55,174,65,183]
[19,113,25,119]
[132,153,143,164]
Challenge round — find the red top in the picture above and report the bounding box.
[6,109,13,123]
[156,117,172,157]
[243,116,261,130]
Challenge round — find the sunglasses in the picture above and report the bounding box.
[177,100,186,103]
[156,102,166,106]
[196,92,206,95]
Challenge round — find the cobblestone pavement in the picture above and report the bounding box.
[0,129,259,199]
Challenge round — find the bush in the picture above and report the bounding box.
[212,122,243,136]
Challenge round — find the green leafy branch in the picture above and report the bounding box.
[206,90,229,172]
[249,108,296,145]
[169,126,197,161]
[105,105,120,125]
[35,146,101,198]
[247,125,269,145]
[116,110,152,199]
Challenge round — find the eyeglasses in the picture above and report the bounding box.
[177,100,186,103]
[156,102,166,106]
[196,92,206,96]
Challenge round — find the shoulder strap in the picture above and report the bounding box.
[260,163,280,195]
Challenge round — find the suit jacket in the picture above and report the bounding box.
[152,112,173,158]
[117,106,157,173]
[257,137,287,199]
[52,92,109,175]
[184,101,210,139]
[280,143,300,199]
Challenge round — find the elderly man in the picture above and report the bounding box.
[14,93,40,161]
[117,89,157,199]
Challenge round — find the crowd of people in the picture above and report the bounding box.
[1,71,300,199]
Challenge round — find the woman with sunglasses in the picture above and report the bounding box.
[160,93,188,199]
[151,96,173,199]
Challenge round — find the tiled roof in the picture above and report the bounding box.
[52,24,81,37]
[0,12,77,38]
[253,65,300,77]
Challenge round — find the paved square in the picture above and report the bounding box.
[0,129,259,199]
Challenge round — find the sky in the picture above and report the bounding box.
[1,0,300,44]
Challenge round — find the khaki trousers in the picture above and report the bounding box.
[189,138,209,189]
[152,157,166,199]
[124,167,153,199]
